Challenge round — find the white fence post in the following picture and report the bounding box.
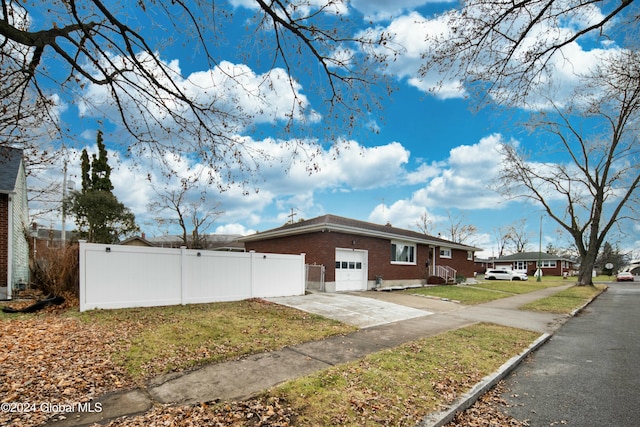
[180,246,187,305]
[300,253,306,294]
[79,240,87,312]
[249,250,255,297]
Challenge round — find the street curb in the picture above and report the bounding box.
[419,286,608,427]
[416,333,552,427]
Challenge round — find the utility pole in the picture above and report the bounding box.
[61,159,67,246]
[537,215,543,282]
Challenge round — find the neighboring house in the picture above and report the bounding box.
[31,226,77,254]
[492,251,576,277]
[119,234,155,247]
[239,214,480,292]
[0,147,30,299]
[145,234,245,251]
[623,260,640,276]
[474,257,494,275]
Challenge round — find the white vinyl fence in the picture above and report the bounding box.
[79,241,305,312]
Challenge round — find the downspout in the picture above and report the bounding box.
[6,194,13,300]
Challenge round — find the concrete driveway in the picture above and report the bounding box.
[265,292,434,328]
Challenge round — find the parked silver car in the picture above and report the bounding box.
[484,269,529,281]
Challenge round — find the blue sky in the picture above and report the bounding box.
[26,0,639,258]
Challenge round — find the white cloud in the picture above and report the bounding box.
[363,12,466,99]
[351,0,453,21]
[411,134,508,209]
[364,134,512,237]
[77,55,320,147]
[72,136,413,237]
[406,162,442,184]
[361,5,622,106]
[213,223,255,236]
[368,199,437,230]
[243,138,411,194]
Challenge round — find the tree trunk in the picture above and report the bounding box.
[576,248,598,286]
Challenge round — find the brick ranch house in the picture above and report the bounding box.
[492,251,577,277]
[240,214,480,292]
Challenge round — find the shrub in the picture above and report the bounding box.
[30,243,79,298]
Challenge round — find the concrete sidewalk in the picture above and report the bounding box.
[49,285,574,427]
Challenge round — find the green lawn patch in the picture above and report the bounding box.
[266,323,539,426]
[520,285,606,313]
[473,281,562,294]
[406,286,514,305]
[73,299,357,379]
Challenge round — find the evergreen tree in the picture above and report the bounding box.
[596,242,628,276]
[80,148,91,192]
[90,130,113,192]
[67,132,138,243]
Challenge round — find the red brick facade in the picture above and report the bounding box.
[0,194,8,287]
[244,229,476,284]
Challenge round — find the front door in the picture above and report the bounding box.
[335,248,367,291]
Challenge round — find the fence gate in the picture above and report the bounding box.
[305,264,325,292]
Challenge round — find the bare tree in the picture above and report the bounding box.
[148,179,223,249]
[498,50,640,285]
[1,0,394,180]
[505,219,531,254]
[415,210,434,235]
[492,225,511,258]
[441,210,478,245]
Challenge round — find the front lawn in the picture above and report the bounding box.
[264,323,539,426]
[73,299,357,379]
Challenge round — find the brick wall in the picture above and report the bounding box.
[0,194,8,287]
[245,231,475,283]
[436,248,476,279]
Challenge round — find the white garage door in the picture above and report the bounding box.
[335,248,367,291]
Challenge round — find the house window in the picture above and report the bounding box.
[540,260,557,268]
[514,261,527,271]
[391,241,416,264]
[467,251,473,261]
[439,248,452,259]
[335,261,363,270]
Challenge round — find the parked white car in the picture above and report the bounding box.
[484,269,529,281]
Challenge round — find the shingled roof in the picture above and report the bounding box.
[240,214,481,251]
[496,251,574,262]
[0,147,24,194]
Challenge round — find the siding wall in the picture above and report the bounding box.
[0,194,7,288]
[11,163,30,286]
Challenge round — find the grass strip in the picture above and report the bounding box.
[471,281,562,294]
[406,286,508,304]
[407,280,570,305]
[266,323,539,426]
[520,284,606,313]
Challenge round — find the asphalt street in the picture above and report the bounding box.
[499,282,640,426]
